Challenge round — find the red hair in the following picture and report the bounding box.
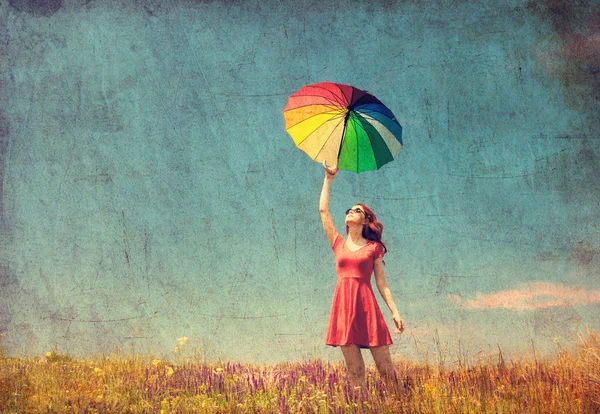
[345,203,388,260]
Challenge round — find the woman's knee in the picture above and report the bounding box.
[373,357,391,371]
[346,358,365,378]
[350,362,365,377]
[373,356,395,377]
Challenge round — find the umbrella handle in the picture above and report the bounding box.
[322,160,339,176]
[322,160,338,169]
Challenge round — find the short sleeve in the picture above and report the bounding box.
[373,242,385,259]
[332,233,342,251]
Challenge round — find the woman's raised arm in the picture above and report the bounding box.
[319,160,339,247]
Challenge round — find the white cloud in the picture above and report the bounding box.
[448,281,600,310]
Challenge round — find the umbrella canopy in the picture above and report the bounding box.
[283,82,403,172]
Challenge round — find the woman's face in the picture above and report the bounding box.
[345,204,366,226]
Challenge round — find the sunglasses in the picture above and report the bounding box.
[345,208,364,215]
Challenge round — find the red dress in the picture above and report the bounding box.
[325,233,393,348]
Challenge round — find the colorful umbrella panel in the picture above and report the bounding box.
[283,82,403,172]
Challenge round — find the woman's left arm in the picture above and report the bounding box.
[374,258,404,333]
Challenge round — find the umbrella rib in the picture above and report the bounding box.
[355,114,372,169]
[295,113,346,146]
[354,112,393,168]
[355,110,403,146]
[314,116,345,161]
[307,84,348,107]
[284,102,341,112]
[285,109,346,131]
[353,114,365,171]
[286,95,344,111]
[288,92,344,106]
[356,107,401,127]
[356,111,401,138]
[351,93,384,108]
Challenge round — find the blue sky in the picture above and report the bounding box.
[1,0,599,364]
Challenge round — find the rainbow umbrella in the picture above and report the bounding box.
[283,82,403,172]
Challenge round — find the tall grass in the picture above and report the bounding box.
[1,329,599,413]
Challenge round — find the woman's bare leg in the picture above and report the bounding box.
[340,345,367,393]
[369,345,398,388]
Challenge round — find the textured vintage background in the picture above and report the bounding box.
[1,0,599,364]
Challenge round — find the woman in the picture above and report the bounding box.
[319,160,404,392]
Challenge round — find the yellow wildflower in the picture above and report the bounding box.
[177,336,188,346]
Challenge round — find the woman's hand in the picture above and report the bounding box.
[322,160,339,180]
[392,313,404,334]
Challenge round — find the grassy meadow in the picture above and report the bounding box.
[1,330,599,413]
